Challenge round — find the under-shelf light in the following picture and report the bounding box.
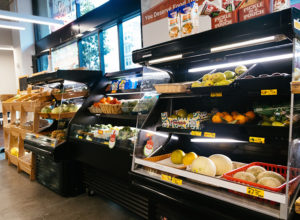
[210,36,286,53]
[188,53,293,73]
[149,54,182,65]
[0,9,63,27]
[0,20,25,30]
[191,138,246,143]
[0,45,14,51]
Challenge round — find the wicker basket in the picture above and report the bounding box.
[99,103,122,114]
[88,106,102,114]
[154,83,191,94]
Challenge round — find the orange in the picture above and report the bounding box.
[245,111,255,120]
[215,112,224,117]
[235,114,247,124]
[212,115,223,123]
[222,112,229,116]
[223,114,233,123]
[231,111,239,116]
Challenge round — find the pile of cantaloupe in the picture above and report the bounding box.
[233,166,285,188]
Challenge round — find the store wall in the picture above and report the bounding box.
[10,0,35,77]
[0,50,16,112]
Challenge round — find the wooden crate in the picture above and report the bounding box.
[18,152,35,181]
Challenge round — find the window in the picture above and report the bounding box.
[79,0,109,16]
[122,16,142,70]
[38,54,49,72]
[52,42,79,70]
[79,34,100,70]
[103,26,120,73]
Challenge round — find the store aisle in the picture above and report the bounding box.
[0,160,141,220]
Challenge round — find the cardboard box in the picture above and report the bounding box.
[239,0,271,22]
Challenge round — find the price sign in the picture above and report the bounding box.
[111,90,117,93]
[190,131,202,136]
[161,174,172,182]
[246,187,264,198]
[98,130,103,134]
[249,136,265,144]
[171,177,183,185]
[261,89,277,96]
[204,132,216,138]
[210,92,222,97]
[103,141,109,145]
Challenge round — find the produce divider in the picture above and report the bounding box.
[130,8,300,220]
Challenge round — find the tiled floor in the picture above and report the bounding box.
[0,159,141,220]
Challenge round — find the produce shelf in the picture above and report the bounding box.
[133,168,282,218]
[134,158,286,204]
[106,89,144,96]
[94,114,138,120]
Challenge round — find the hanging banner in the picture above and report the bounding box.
[141,0,290,47]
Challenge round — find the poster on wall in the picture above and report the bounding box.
[141,0,290,48]
[48,0,76,32]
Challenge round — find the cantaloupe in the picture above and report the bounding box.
[246,166,266,177]
[257,177,281,188]
[257,171,285,184]
[233,171,256,183]
[208,154,233,176]
[191,156,216,177]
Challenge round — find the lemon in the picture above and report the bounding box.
[171,149,185,164]
[182,152,197,166]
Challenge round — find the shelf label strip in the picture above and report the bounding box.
[246,187,264,198]
[161,174,182,185]
[190,131,202,136]
[204,132,216,138]
[210,92,222,97]
[249,136,265,144]
[261,89,277,96]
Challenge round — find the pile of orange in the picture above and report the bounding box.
[212,111,255,124]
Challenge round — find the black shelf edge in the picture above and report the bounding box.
[93,113,147,120]
[27,70,102,86]
[104,67,143,78]
[132,8,299,64]
[156,123,289,144]
[106,89,142,95]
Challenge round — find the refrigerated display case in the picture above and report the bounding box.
[130,8,300,220]
[68,67,170,218]
[23,69,101,196]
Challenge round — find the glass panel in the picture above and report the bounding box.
[122,16,142,70]
[48,0,77,32]
[79,34,100,70]
[38,54,49,72]
[79,0,109,16]
[52,42,79,70]
[103,26,120,73]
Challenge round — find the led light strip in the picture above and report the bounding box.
[0,9,63,27]
[149,54,182,65]
[191,138,246,143]
[0,45,14,51]
[188,53,293,73]
[211,36,280,53]
[0,20,25,30]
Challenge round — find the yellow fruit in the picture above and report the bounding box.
[182,152,198,166]
[272,121,284,127]
[10,147,19,157]
[177,109,187,118]
[171,149,185,164]
[203,80,214,87]
[202,74,212,81]
[211,72,226,83]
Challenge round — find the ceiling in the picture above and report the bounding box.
[0,0,10,10]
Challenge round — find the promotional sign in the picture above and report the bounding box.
[141,0,290,47]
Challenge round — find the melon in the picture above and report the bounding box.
[191,156,216,177]
[257,171,285,184]
[246,166,266,177]
[209,154,233,176]
[233,171,256,183]
[257,177,281,188]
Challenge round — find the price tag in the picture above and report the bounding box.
[261,89,277,96]
[210,92,222,97]
[249,136,265,144]
[111,90,116,93]
[161,174,172,182]
[78,136,83,139]
[51,143,55,147]
[103,141,109,145]
[190,131,202,136]
[246,187,264,198]
[204,132,216,138]
[171,177,183,185]
[98,130,103,134]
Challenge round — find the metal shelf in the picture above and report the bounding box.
[134,158,286,204]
